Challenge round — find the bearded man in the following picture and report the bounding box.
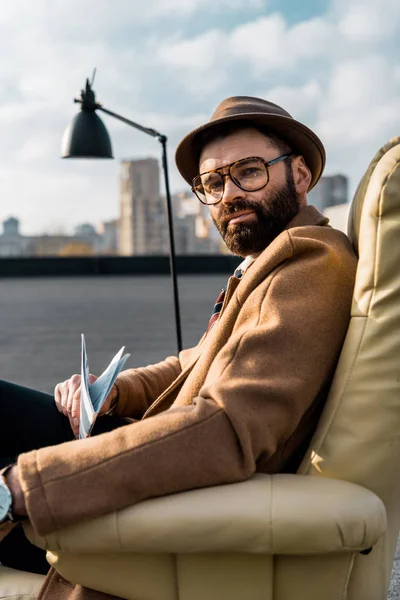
[0,97,357,599]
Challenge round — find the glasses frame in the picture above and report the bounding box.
[192,153,292,205]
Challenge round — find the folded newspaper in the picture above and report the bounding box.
[79,334,130,439]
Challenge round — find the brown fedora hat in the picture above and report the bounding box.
[175,96,326,191]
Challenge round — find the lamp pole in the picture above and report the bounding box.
[64,78,183,353]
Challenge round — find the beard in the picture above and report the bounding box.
[212,172,300,256]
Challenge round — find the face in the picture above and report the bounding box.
[199,128,302,256]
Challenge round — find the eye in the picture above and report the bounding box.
[243,167,259,176]
[202,175,222,194]
[235,163,264,179]
[208,181,222,192]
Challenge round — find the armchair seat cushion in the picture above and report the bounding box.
[26,473,386,557]
[0,565,45,600]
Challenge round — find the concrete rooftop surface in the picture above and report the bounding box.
[0,275,398,598]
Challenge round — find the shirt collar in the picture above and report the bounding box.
[236,254,258,275]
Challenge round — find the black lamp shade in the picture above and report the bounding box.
[62,109,113,158]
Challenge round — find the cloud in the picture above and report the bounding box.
[229,15,337,75]
[317,55,400,143]
[158,13,338,85]
[0,0,264,32]
[258,81,323,121]
[228,14,288,72]
[149,0,264,17]
[159,29,221,71]
[16,138,57,163]
[337,0,400,41]
[158,29,230,96]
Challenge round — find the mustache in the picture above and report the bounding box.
[224,199,259,214]
[219,199,261,224]
[218,199,262,232]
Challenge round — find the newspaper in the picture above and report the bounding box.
[79,334,130,439]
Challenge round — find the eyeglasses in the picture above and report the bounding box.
[191,154,292,205]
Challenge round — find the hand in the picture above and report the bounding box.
[54,374,118,438]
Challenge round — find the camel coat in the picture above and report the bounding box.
[19,205,357,600]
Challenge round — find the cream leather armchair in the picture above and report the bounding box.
[2,135,400,600]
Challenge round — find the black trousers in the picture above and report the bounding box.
[0,379,130,576]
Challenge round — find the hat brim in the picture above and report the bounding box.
[175,112,326,191]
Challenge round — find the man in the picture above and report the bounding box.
[0,96,357,599]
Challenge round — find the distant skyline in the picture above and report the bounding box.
[0,0,399,235]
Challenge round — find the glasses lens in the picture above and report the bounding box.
[193,172,224,204]
[231,157,268,191]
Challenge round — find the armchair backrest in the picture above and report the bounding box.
[299,136,400,599]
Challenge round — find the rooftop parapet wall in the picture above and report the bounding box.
[0,255,240,277]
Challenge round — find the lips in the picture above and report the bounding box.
[227,210,256,225]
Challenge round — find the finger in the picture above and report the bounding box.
[69,392,80,436]
[65,385,73,415]
[54,384,63,413]
[66,375,81,414]
[71,389,81,421]
[68,413,80,439]
[69,385,83,437]
[56,381,70,417]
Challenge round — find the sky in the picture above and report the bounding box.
[0,0,399,235]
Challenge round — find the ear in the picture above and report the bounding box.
[293,155,312,195]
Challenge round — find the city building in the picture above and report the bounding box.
[0,218,28,256]
[119,158,168,255]
[29,234,75,256]
[171,191,222,254]
[308,174,349,212]
[73,223,103,253]
[0,217,115,257]
[97,219,119,255]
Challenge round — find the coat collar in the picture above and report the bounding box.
[284,204,329,230]
[237,205,329,279]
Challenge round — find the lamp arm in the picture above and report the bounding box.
[74,97,163,140]
[98,106,162,141]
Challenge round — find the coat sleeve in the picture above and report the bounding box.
[113,342,202,418]
[17,234,356,536]
[113,355,182,419]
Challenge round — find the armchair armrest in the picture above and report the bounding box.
[26,473,386,556]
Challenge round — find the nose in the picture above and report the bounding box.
[221,175,246,206]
